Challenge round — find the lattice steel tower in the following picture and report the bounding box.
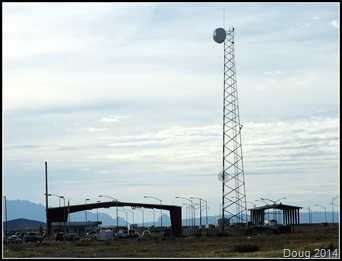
[213,26,247,229]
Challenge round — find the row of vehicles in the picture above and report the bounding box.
[54,229,142,241]
[5,232,43,244]
[55,232,81,241]
[115,228,140,238]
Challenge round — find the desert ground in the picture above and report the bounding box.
[3,224,339,258]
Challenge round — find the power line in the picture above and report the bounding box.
[3,158,339,163]
[3,142,339,149]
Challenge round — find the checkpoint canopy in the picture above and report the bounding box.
[248,203,302,226]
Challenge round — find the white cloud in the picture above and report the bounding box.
[100,117,118,122]
[263,71,281,75]
[329,20,339,28]
[100,115,130,122]
[66,127,108,133]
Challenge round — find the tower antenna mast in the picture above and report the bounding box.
[213,23,248,233]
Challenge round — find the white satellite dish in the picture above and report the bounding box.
[213,27,226,44]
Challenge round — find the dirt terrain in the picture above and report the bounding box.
[3,224,339,258]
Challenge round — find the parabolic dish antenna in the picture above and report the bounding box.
[217,171,229,183]
[213,27,226,44]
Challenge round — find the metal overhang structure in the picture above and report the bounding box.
[47,201,182,236]
[248,203,303,226]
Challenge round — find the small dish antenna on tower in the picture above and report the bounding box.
[213,27,226,44]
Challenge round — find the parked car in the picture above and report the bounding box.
[15,232,29,240]
[55,232,65,241]
[7,235,22,244]
[86,231,99,239]
[129,229,139,238]
[23,232,42,243]
[142,230,151,237]
[66,233,80,241]
[115,230,130,238]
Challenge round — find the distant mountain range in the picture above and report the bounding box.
[2,199,339,230]
[3,218,46,230]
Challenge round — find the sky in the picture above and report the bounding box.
[2,3,340,224]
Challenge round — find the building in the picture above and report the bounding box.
[50,221,102,238]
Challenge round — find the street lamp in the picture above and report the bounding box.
[46,193,66,241]
[255,199,269,222]
[260,198,276,204]
[46,194,62,230]
[316,204,327,222]
[85,199,90,222]
[184,205,189,226]
[190,197,208,228]
[183,203,195,234]
[97,201,101,223]
[123,209,134,225]
[274,198,286,203]
[135,209,144,227]
[202,199,208,226]
[60,196,66,242]
[255,199,269,205]
[119,210,128,227]
[303,206,311,224]
[3,196,7,239]
[260,198,286,223]
[175,197,194,229]
[99,195,119,229]
[332,196,339,224]
[144,196,162,228]
[246,201,256,208]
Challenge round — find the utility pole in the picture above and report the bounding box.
[45,161,49,238]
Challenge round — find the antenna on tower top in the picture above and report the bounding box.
[223,9,225,28]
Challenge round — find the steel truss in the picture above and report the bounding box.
[219,27,247,227]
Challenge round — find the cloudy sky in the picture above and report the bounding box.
[3,3,339,223]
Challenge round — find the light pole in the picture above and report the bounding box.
[256,199,269,223]
[184,205,189,226]
[144,196,162,228]
[60,196,66,242]
[260,198,286,221]
[3,196,7,239]
[260,197,286,204]
[255,199,269,205]
[190,197,202,229]
[97,201,101,223]
[202,199,208,226]
[316,204,327,222]
[85,199,90,222]
[153,208,155,227]
[46,193,63,231]
[183,203,195,235]
[123,209,134,225]
[99,195,119,229]
[175,197,194,229]
[246,201,256,208]
[332,196,339,224]
[303,206,311,224]
[136,209,144,227]
[119,210,128,227]
[190,197,208,227]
